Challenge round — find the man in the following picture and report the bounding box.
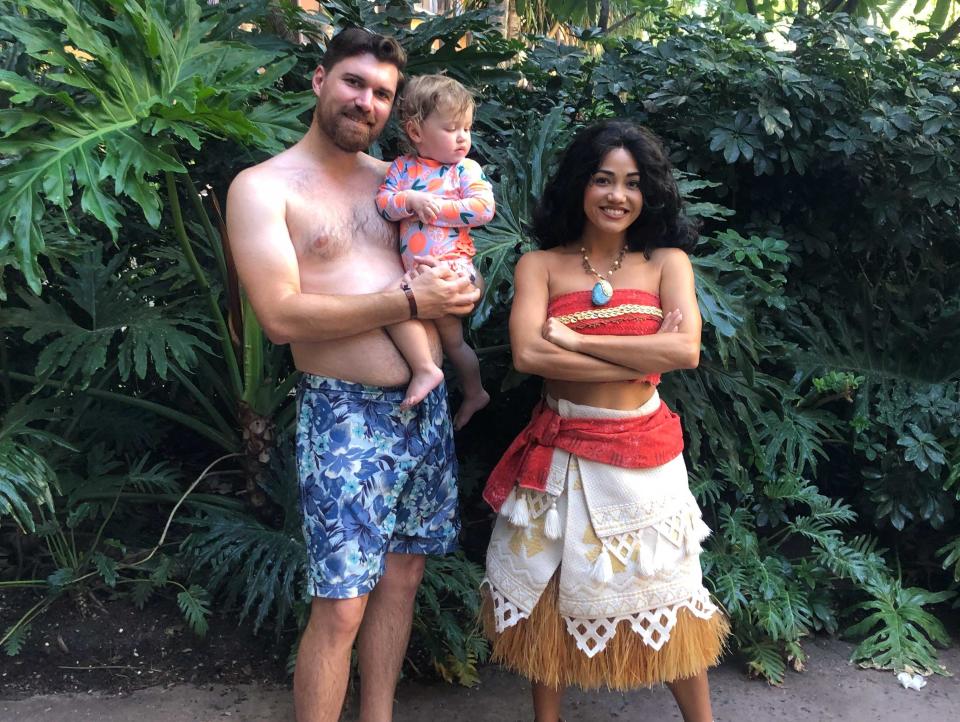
[226,28,479,722]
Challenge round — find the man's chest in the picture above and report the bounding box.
[286,188,398,260]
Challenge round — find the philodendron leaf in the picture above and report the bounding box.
[0,0,302,293]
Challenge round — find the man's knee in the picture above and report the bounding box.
[307,595,368,641]
[382,553,426,594]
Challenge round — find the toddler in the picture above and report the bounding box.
[376,74,493,429]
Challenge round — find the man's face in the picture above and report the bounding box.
[312,54,399,152]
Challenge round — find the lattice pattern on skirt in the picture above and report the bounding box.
[525,490,556,520]
[563,588,718,658]
[601,510,709,572]
[656,512,691,547]
[490,585,530,632]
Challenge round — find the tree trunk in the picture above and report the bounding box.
[921,16,960,59]
[798,0,808,15]
[599,0,610,30]
[492,0,517,38]
[238,402,273,509]
[745,0,758,15]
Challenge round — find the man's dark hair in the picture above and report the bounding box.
[532,120,698,256]
[321,27,407,79]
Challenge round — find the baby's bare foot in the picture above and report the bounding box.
[453,388,490,430]
[401,366,445,410]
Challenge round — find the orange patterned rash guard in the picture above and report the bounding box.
[376,155,495,271]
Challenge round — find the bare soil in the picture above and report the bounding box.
[0,589,288,698]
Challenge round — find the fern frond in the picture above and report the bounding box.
[0,399,66,532]
[816,534,888,585]
[412,553,488,686]
[742,637,787,685]
[181,508,306,634]
[847,575,953,675]
[177,584,211,638]
[2,622,31,657]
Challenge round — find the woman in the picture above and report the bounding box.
[482,120,728,722]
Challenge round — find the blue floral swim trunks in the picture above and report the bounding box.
[295,374,460,599]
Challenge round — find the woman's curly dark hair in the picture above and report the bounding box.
[531,120,698,255]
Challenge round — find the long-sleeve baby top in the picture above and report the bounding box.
[376,155,495,270]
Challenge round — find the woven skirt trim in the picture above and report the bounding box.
[482,574,729,691]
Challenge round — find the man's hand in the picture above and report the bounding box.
[407,259,479,318]
[542,317,581,351]
[404,191,440,224]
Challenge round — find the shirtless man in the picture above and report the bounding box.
[226,28,479,722]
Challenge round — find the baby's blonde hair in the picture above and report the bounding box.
[397,74,475,133]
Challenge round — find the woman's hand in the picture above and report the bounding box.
[542,317,582,351]
[658,308,683,334]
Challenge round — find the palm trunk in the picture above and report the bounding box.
[238,402,273,508]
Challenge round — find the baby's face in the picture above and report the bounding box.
[409,108,472,165]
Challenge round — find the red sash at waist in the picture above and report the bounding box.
[482,399,685,512]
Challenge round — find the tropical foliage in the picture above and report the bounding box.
[1,0,958,687]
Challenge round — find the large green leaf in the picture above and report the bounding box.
[2,249,213,384]
[0,0,300,293]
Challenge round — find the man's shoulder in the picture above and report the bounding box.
[361,152,393,178]
[230,155,289,196]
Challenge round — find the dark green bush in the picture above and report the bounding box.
[1,0,957,684]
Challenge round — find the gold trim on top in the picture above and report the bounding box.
[554,304,664,326]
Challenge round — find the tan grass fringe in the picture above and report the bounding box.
[482,575,729,691]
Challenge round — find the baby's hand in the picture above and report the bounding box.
[404,191,440,224]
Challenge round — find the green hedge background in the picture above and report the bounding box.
[1,0,958,686]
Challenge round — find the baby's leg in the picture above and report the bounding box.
[386,261,443,409]
[435,314,489,430]
[386,320,444,410]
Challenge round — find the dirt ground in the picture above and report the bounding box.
[2,637,958,722]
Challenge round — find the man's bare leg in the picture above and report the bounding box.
[435,315,489,430]
[356,552,426,722]
[386,321,444,409]
[532,682,564,722]
[293,595,368,722]
[667,671,713,722]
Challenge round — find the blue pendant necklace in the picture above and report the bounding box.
[581,245,627,306]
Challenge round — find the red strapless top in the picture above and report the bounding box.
[547,288,663,385]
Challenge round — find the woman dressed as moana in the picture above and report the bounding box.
[482,120,728,722]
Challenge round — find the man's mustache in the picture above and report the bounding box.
[342,108,375,125]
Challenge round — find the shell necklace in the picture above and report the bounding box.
[581,244,627,306]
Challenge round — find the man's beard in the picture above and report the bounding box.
[316,102,380,152]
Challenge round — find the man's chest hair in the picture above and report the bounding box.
[286,174,397,259]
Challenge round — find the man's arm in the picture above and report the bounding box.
[226,168,478,345]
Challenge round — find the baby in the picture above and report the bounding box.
[376,74,493,430]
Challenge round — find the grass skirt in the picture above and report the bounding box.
[482,573,729,690]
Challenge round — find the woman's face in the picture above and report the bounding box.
[582,147,643,238]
